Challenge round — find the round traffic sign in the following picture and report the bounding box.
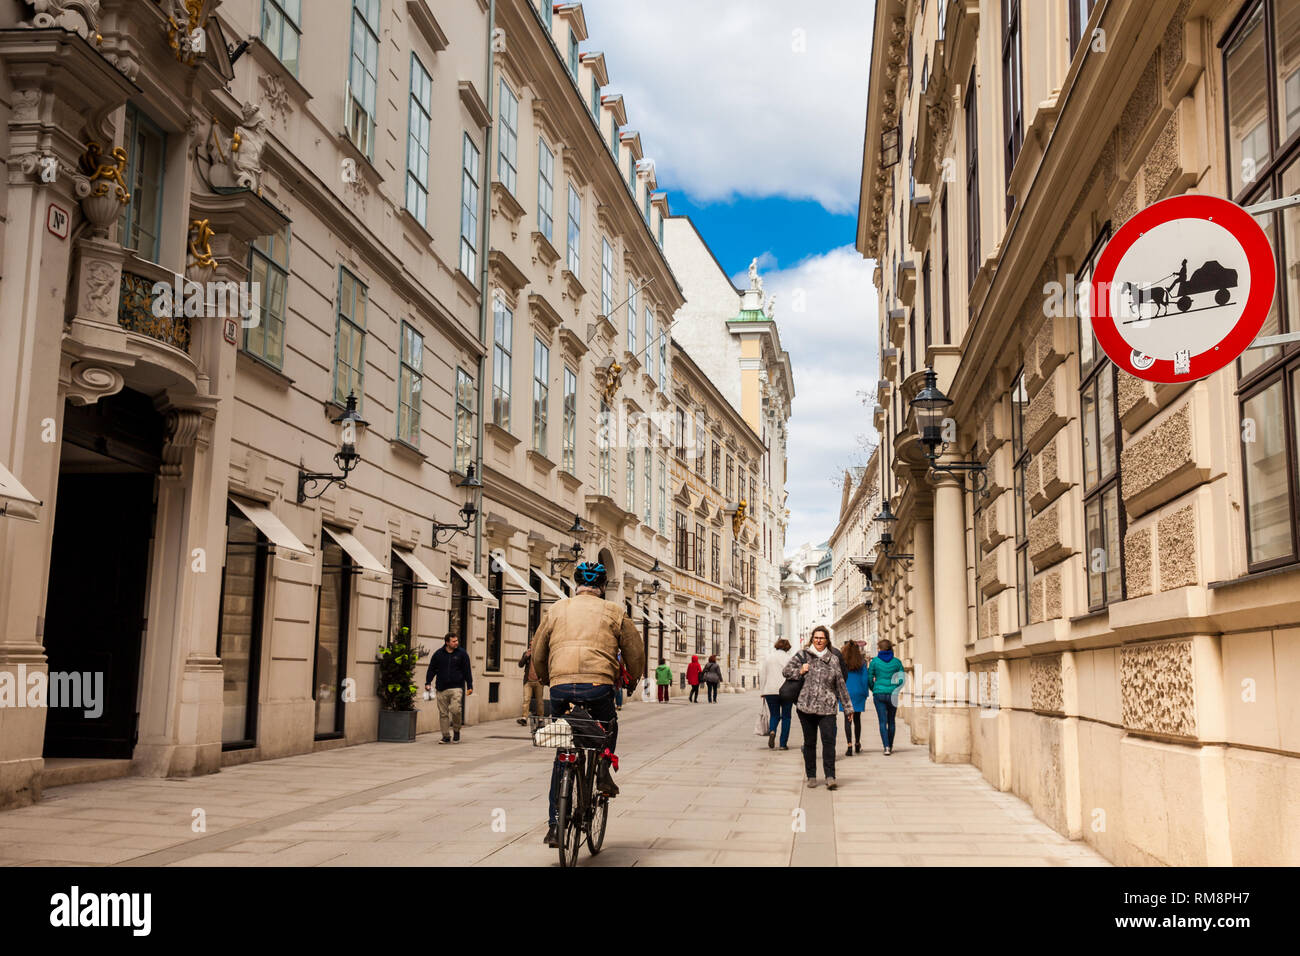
[1089,194,1275,383]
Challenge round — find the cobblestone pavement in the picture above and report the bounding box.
[0,692,1108,866]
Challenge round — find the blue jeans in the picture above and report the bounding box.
[873,693,897,748]
[547,683,617,826]
[763,694,792,746]
[706,681,718,702]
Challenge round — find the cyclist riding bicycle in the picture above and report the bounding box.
[530,561,644,848]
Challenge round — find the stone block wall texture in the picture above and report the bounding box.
[1030,655,1064,713]
[1028,498,1070,570]
[1120,403,1193,510]
[1143,109,1181,204]
[1120,639,1197,738]
[1157,504,1198,590]
[1119,51,1161,163]
[1125,523,1154,598]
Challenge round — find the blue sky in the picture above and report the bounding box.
[582,0,879,551]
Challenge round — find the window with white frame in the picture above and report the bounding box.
[397,321,422,446]
[455,368,475,473]
[532,336,549,453]
[562,366,577,473]
[657,458,666,535]
[405,54,432,225]
[626,424,637,513]
[346,0,379,159]
[497,77,519,194]
[626,279,638,354]
[598,399,612,495]
[118,104,166,262]
[658,327,667,390]
[643,446,652,526]
[537,138,554,241]
[260,0,301,75]
[333,267,367,406]
[568,29,578,78]
[492,297,512,430]
[601,238,614,315]
[540,0,552,30]
[460,134,480,276]
[566,183,581,274]
[644,307,657,380]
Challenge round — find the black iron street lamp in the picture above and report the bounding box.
[874,498,913,566]
[431,464,482,547]
[911,366,988,494]
[298,392,368,503]
[548,513,590,575]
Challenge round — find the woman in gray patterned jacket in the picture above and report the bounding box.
[782,625,854,789]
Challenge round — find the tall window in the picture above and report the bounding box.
[922,251,932,357]
[626,424,637,513]
[645,307,657,380]
[711,532,721,584]
[601,238,615,315]
[657,459,667,535]
[658,325,668,390]
[118,104,165,262]
[245,226,290,368]
[695,616,705,654]
[346,0,380,158]
[711,441,721,489]
[1068,0,1098,58]
[965,67,981,286]
[218,503,268,748]
[562,366,577,472]
[1226,0,1300,569]
[940,191,951,343]
[626,279,638,353]
[726,455,734,499]
[676,512,691,569]
[598,399,612,495]
[695,522,706,574]
[460,134,481,276]
[315,536,351,739]
[1001,0,1023,214]
[568,29,579,78]
[406,55,432,225]
[695,423,707,476]
[540,0,552,30]
[675,610,687,652]
[397,321,423,446]
[497,77,519,194]
[333,268,367,406]
[260,0,301,75]
[590,76,599,116]
[566,183,581,274]
[486,564,503,671]
[492,298,512,430]
[532,337,549,453]
[611,116,621,167]
[643,446,652,525]
[455,368,475,473]
[537,139,555,241]
[711,621,720,657]
[1011,370,1030,626]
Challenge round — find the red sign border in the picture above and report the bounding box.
[1090,194,1275,383]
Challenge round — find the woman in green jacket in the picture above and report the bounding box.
[866,639,906,754]
[655,659,673,703]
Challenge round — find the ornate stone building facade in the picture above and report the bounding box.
[858,0,1300,865]
[0,0,690,808]
[829,449,881,650]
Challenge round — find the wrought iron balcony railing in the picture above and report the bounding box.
[119,270,191,352]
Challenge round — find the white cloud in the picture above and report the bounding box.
[758,247,879,549]
[581,0,875,213]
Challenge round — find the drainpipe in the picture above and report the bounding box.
[474,0,496,577]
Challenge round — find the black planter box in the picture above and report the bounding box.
[378,709,417,742]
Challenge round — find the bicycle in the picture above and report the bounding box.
[530,713,615,867]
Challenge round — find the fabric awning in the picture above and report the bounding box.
[452,564,499,608]
[392,548,446,589]
[489,549,538,599]
[0,461,41,521]
[323,527,390,581]
[229,497,311,560]
[533,567,566,601]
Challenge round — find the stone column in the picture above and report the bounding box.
[909,516,934,744]
[930,471,971,763]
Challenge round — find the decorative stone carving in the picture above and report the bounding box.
[160,0,210,65]
[1030,656,1063,713]
[161,409,203,480]
[926,100,949,142]
[201,103,268,192]
[78,141,129,235]
[11,89,41,123]
[257,73,294,129]
[22,0,101,39]
[64,361,123,406]
[1120,639,1196,737]
[84,259,118,317]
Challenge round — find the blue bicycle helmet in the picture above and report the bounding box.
[574,561,607,590]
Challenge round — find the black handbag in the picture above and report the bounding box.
[778,653,805,703]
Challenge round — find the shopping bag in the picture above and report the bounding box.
[754,697,770,735]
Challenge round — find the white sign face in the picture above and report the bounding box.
[1106,217,1252,361]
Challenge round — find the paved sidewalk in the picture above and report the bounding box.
[0,693,1107,866]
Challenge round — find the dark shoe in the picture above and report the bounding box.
[516,718,527,726]
[596,759,620,797]
[779,745,790,750]
[826,778,838,791]
[884,747,892,755]
[438,736,451,744]
[768,731,776,750]
[846,747,853,757]
[544,824,559,847]
[855,742,862,753]
[453,731,461,742]
[806,777,818,788]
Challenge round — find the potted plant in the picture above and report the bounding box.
[376,628,426,742]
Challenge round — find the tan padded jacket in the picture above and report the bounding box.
[531,593,645,687]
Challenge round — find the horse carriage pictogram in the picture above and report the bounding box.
[1120,259,1237,320]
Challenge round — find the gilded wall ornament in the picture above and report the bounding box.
[188,219,217,271]
[161,0,210,65]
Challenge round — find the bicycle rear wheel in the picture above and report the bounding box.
[586,794,608,854]
[556,765,580,868]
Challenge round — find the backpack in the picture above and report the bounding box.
[565,705,611,749]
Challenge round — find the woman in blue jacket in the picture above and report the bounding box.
[839,641,870,756]
[866,638,906,754]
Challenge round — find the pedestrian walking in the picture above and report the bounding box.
[423,633,473,743]
[517,637,544,726]
[840,641,869,757]
[867,638,906,754]
[655,659,672,702]
[759,638,795,749]
[701,655,723,702]
[687,654,702,702]
[782,625,853,789]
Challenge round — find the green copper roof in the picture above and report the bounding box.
[733,309,767,322]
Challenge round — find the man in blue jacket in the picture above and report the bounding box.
[423,633,473,743]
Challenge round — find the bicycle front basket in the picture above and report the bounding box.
[531,716,574,748]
